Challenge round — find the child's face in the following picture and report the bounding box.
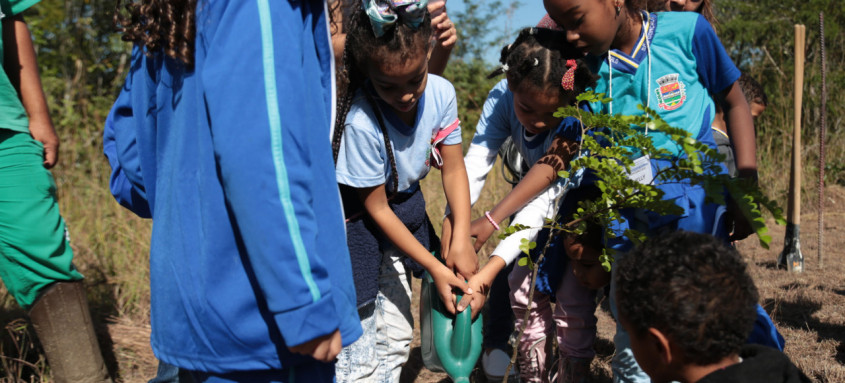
[620,317,673,383]
[510,83,565,135]
[366,49,429,116]
[749,101,766,120]
[543,0,619,56]
[564,236,611,289]
[667,0,703,12]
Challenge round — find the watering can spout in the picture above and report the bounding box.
[420,273,483,382]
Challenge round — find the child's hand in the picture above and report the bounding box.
[447,237,478,279]
[456,272,491,320]
[428,2,456,51]
[431,264,471,315]
[29,120,60,168]
[288,329,342,362]
[470,215,496,252]
[727,198,754,241]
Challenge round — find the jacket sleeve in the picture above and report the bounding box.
[103,71,151,219]
[198,0,343,347]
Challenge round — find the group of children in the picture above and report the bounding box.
[324,0,803,382]
[0,0,803,382]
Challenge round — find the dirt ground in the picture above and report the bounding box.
[397,185,845,383]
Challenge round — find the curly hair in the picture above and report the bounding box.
[615,231,759,365]
[488,27,597,105]
[331,0,432,192]
[114,0,197,67]
[738,73,768,107]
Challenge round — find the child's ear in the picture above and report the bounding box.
[647,327,674,366]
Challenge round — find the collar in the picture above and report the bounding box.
[606,11,657,74]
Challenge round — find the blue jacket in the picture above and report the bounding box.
[102,0,361,373]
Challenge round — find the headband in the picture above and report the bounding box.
[561,59,577,91]
[365,0,429,38]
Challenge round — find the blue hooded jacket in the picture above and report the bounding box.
[103,0,361,372]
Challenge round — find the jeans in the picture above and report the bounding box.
[336,249,414,382]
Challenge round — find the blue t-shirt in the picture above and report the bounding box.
[335,74,462,193]
[472,79,574,165]
[586,12,740,154]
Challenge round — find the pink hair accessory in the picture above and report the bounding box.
[484,211,500,231]
[561,59,577,91]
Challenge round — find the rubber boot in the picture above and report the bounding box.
[28,281,113,383]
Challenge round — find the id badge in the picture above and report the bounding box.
[626,155,654,185]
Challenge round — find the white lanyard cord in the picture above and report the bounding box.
[608,11,652,135]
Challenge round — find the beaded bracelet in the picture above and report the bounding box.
[484,211,500,231]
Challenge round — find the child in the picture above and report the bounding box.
[0,3,112,382]
[467,0,758,381]
[615,232,810,383]
[451,27,599,383]
[106,0,362,381]
[330,0,473,380]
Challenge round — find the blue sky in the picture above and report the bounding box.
[444,0,550,63]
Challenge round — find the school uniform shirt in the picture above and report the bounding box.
[586,11,741,155]
[334,74,462,194]
[461,79,570,266]
[103,0,362,373]
[582,11,738,251]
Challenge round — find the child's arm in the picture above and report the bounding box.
[358,184,471,314]
[720,81,758,240]
[721,81,758,177]
[2,15,58,168]
[103,89,152,219]
[427,1,456,76]
[438,143,477,280]
[472,135,579,250]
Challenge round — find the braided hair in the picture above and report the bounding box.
[332,1,432,193]
[488,27,597,106]
[114,0,196,68]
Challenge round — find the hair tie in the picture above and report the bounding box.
[501,63,509,72]
[533,58,539,67]
[561,59,577,91]
[364,0,429,38]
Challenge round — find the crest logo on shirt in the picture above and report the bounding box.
[655,74,686,111]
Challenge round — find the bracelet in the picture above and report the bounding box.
[484,211,500,231]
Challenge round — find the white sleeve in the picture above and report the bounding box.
[490,178,567,266]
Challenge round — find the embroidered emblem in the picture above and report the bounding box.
[655,74,686,111]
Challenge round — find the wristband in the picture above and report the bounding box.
[484,211,500,231]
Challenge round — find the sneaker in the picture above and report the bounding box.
[482,347,519,382]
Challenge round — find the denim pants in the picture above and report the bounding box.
[336,249,414,382]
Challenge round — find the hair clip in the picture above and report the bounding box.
[501,63,509,72]
[533,58,539,67]
[561,59,577,91]
[365,0,429,38]
[529,27,536,35]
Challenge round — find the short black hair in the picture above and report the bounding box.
[738,73,768,107]
[615,231,759,365]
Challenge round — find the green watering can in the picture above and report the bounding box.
[420,270,483,382]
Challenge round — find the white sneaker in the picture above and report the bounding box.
[482,347,518,381]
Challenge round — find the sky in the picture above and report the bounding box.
[443,0,551,63]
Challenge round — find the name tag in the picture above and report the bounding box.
[626,155,654,185]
